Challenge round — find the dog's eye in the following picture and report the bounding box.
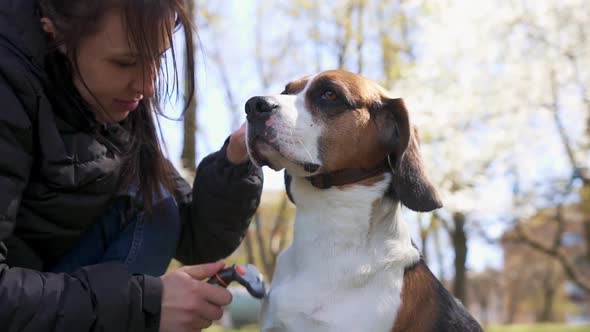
[321,90,338,101]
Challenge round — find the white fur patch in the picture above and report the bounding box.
[259,93,323,176]
[260,174,421,332]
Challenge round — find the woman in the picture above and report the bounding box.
[0,0,263,331]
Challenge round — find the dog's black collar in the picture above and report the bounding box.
[305,156,394,189]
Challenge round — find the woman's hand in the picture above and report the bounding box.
[226,123,250,165]
[159,261,232,332]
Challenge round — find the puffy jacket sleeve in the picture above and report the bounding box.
[0,76,162,332]
[174,138,263,265]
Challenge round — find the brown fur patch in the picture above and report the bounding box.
[283,76,311,95]
[307,71,391,173]
[321,109,387,171]
[339,173,387,190]
[293,70,414,189]
[392,262,438,332]
[322,108,389,171]
[357,173,387,186]
[310,70,390,106]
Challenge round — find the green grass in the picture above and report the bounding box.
[203,325,258,332]
[488,324,590,332]
[203,324,590,332]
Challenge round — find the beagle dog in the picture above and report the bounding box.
[245,70,483,332]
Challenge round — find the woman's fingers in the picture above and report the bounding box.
[160,261,233,332]
[181,261,225,280]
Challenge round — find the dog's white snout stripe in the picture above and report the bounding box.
[265,94,323,169]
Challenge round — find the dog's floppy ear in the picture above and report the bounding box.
[378,98,442,212]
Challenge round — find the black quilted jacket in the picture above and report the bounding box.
[0,0,263,331]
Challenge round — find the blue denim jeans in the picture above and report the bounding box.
[49,189,181,276]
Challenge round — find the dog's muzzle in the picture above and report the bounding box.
[245,96,280,141]
[245,96,278,121]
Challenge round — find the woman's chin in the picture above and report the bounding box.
[94,109,130,124]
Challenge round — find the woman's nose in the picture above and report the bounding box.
[132,64,156,98]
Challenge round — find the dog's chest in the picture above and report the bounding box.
[260,250,405,332]
[260,178,419,331]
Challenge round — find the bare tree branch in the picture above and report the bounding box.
[548,68,580,175]
[509,222,590,293]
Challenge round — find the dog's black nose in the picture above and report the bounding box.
[245,96,278,118]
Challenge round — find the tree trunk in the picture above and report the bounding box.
[181,96,197,171]
[336,1,355,69]
[452,212,468,304]
[355,0,365,74]
[418,213,433,265]
[581,185,590,263]
[538,284,555,322]
[420,228,428,265]
[433,215,446,281]
[479,300,489,325]
[181,0,197,172]
[254,213,272,278]
[312,0,322,73]
[504,284,519,324]
[243,230,255,265]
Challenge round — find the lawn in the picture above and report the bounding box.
[204,326,257,332]
[204,324,590,332]
[488,324,590,332]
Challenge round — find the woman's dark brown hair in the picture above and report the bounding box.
[40,0,195,209]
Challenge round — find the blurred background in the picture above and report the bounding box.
[159,0,590,331]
